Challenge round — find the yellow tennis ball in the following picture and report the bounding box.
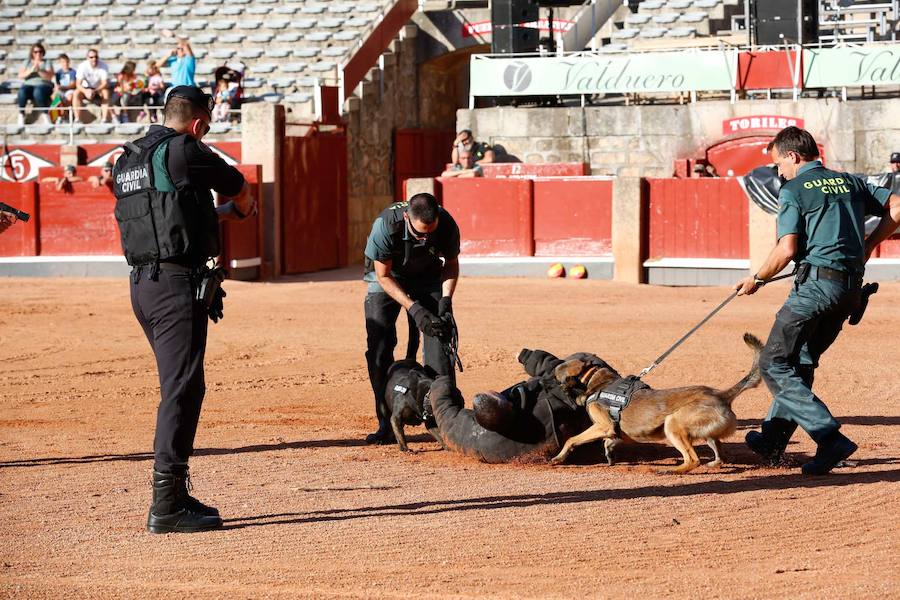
[546,263,565,278]
[569,264,587,279]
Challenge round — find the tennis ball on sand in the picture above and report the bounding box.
[546,263,565,278]
[569,264,587,279]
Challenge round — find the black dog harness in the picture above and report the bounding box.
[585,375,649,437]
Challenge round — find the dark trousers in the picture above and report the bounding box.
[365,287,453,432]
[130,268,208,472]
[17,83,53,111]
[759,275,858,444]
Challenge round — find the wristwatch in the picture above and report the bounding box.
[752,274,765,286]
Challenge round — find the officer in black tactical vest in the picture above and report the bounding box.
[363,193,460,444]
[113,86,254,533]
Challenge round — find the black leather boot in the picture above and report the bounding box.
[172,467,220,517]
[802,430,857,475]
[147,470,223,534]
[745,417,797,465]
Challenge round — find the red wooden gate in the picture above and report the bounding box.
[394,128,455,201]
[281,131,348,274]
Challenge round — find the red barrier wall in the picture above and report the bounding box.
[281,132,348,274]
[37,166,120,255]
[0,181,39,256]
[444,162,589,178]
[440,178,533,256]
[395,129,455,201]
[646,178,749,259]
[218,164,263,274]
[737,50,799,90]
[533,177,613,256]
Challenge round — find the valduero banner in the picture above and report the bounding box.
[470,50,737,97]
[803,44,900,88]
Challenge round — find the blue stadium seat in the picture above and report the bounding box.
[251,62,276,73]
[162,7,189,16]
[81,7,106,16]
[332,31,359,41]
[99,20,127,31]
[0,23,11,33]
[290,19,316,29]
[599,43,629,52]
[273,6,296,14]
[357,3,380,12]
[680,12,708,23]
[284,93,311,103]
[237,48,264,59]
[105,35,130,45]
[192,49,208,59]
[0,9,23,19]
[210,49,235,60]
[24,8,52,17]
[305,32,331,42]
[126,20,153,32]
[88,0,112,5]
[5,0,27,6]
[106,61,124,72]
[242,78,263,89]
[3,124,25,136]
[329,4,353,13]
[34,0,59,5]
[73,35,101,45]
[124,49,150,60]
[236,20,261,29]
[293,47,320,58]
[218,6,244,16]
[86,123,114,135]
[269,77,296,89]
[118,0,140,5]
[192,7,217,16]
[625,13,651,26]
[71,22,99,32]
[42,22,68,32]
[319,18,344,28]
[275,33,303,43]
[668,26,697,38]
[639,0,666,10]
[652,13,679,25]
[208,122,232,134]
[15,21,42,32]
[25,124,54,136]
[195,63,217,75]
[109,7,134,17]
[300,4,326,14]
[321,47,348,57]
[56,123,85,135]
[60,0,85,5]
[694,0,722,7]
[346,17,372,27]
[46,35,73,45]
[183,20,209,31]
[665,0,693,9]
[155,19,181,30]
[611,28,639,40]
[17,35,45,46]
[173,0,196,4]
[247,6,272,15]
[250,33,275,43]
[134,35,160,45]
[54,7,78,17]
[280,62,306,72]
[145,0,168,4]
[309,61,336,73]
[192,34,217,44]
[201,0,224,4]
[260,93,283,103]
[639,27,668,38]
[219,33,246,43]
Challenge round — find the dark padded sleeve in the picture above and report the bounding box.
[517,349,562,377]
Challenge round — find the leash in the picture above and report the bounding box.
[441,313,464,373]
[637,269,796,378]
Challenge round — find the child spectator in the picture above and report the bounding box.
[114,61,145,123]
[143,60,166,122]
[211,78,239,123]
[17,44,54,125]
[50,54,78,123]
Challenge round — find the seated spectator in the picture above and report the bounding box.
[41,164,83,193]
[441,149,484,178]
[114,61,145,123]
[211,78,239,123]
[451,129,495,165]
[159,33,196,88]
[17,44,54,125]
[88,162,114,190]
[143,60,166,122]
[51,53,77,123]
[73,49,112,123]
[888,152,900,195]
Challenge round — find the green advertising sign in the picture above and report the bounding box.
[804,45,900,87]
[470,50,737,97]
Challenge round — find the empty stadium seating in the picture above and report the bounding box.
[606,0,743,49]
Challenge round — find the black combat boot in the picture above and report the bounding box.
[147,470,223,534]
[745,417,797,465]
[172,466,219,517]
[801,430,858,476]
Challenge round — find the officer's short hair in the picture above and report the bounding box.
[768,126,820,161]
[408,193,440,224]
[163,95,206,125]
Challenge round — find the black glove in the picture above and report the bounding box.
[408,302,448,339]
[208,287,226,324]
[438,296,453,318]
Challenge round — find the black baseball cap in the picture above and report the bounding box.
[891,152,900,164]
[165,85,214,119]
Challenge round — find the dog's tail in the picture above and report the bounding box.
[718,332,763,405]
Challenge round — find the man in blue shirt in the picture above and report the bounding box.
[735,127,899,475]
[160,38,196,88]
[363,193,461,444]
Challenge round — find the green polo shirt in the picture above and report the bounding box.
[776,160,891,273]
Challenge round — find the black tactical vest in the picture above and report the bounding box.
[112,127,219,267]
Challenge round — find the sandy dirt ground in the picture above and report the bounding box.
[1,272,898,599]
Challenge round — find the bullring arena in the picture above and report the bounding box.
[2,0,900,597]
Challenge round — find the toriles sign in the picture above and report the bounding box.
[804,44,900,87]
[470,50,737,97]
[722,115,804,135]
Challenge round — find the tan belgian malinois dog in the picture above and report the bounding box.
[549,333,763,473]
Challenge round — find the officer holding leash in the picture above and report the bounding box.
[363,193,460,444]
[113,86,255,532]
[734,126,899,475]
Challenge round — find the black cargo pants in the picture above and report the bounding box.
[364,285,454,434]
[130,265,208,473]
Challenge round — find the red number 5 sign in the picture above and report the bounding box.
[0,149,55,182]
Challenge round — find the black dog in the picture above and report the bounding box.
[384,359,446,452]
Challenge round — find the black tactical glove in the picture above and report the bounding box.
[438,296,453,318]
[408,302,448,339]
[208,287,226,324]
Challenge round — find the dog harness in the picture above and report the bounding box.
[585,375,649,437]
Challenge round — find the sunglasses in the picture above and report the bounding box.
[406,216,431,241]
[88,55,98,59]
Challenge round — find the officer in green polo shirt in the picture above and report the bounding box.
[734,126,900,475]
[363,193,461,444]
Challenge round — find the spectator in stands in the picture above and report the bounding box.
[41,164,83,193]
[159,35,196,88]
[51,54,77,123]
[89,161,114,190]
[889,152,900,195]
[16,44,54,126]
[441,149,484,178]
[114,61,145,124]
[211,78,235,123]
[451,130,494,165]
[73,49,112,123]
[143,60,166,122]
[0,209,17,234]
